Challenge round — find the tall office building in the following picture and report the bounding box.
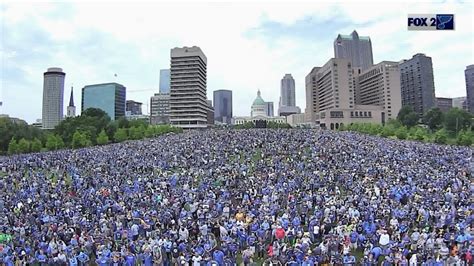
[399,53,436,118]
[334,30,374,70]
[356,61,402,120]
[82,83,126,120]
[465,64,474,114]
[435,97,453,112]
[213,90,233,124]
[280,74,296,107]
[42,67,65,129]
[169,46,208,128]
[159,69,171,94]
[126,100,143,115]
[265,102,274,117]
[305,67,321,122]
[150,93,170,125]
[278,74,300,116]
[66,86,76,118]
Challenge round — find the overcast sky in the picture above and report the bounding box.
[1,0,473,123]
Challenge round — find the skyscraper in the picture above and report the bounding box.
[159,69,170,94]
[399,53,436,118]
[465,64,474,114]
[264,102,274,117]
[280,74,296,107]
[213,90,233,124]
[82,83,126,120]
[278,74,301,116]
[66,86,76,118]
[169,46,208,128]
[334,30,374,70]
[42,67,65,129]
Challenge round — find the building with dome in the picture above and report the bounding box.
[251,90,267,117]
[232,90,286,126]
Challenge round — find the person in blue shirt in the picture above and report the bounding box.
[76,251,89,265]
[68,254,78,266]
[124,252,136,266]
[142,250,154,266]
[212,249,224,265]
[36,250,47,263]
[96,254,110,266]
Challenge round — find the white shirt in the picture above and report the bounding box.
[192,255,202,266]
[379,233,390,246]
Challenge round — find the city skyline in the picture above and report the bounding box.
[1,1,473,123]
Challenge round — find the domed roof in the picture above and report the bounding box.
[252,90,265,106]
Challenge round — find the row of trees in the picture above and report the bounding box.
[342,106,473,146]
[398,106,472,134]
[5,108,183,155]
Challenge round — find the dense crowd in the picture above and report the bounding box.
[0,129,472,265]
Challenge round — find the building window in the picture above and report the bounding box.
[368,111,372,117]
[350,111,354,117]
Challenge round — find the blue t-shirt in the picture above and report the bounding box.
[213,250,224,264]
[125,254,136,266]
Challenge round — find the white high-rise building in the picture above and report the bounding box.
[356,61,402,120]
[169,46,208,128]
[42,67,65,129]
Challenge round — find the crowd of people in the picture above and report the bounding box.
[0,129,472,265]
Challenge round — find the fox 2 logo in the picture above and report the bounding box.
[407,14,454,31]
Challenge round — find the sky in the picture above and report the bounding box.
[0,0,473,123]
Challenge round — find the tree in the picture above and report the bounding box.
[54,108,110,146]
[443,108,472,134]
[433,128,448,144]
[114,128,128,142]
[7,138,19,155]
[380,125,396,138]
[0,117,46,155]
[413,127,427,142]
[46,134,64,150]
[129,126,144,140]
[395,127,408,140]
[105,121,118,140]
[30,138,42,152]
[422,108,444,131]
[96,130,109,145]
[397,106,418,128]
[17,138,30,153]
[145,126,155,138]
[456,130,473,146]
[71,131,92,148]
